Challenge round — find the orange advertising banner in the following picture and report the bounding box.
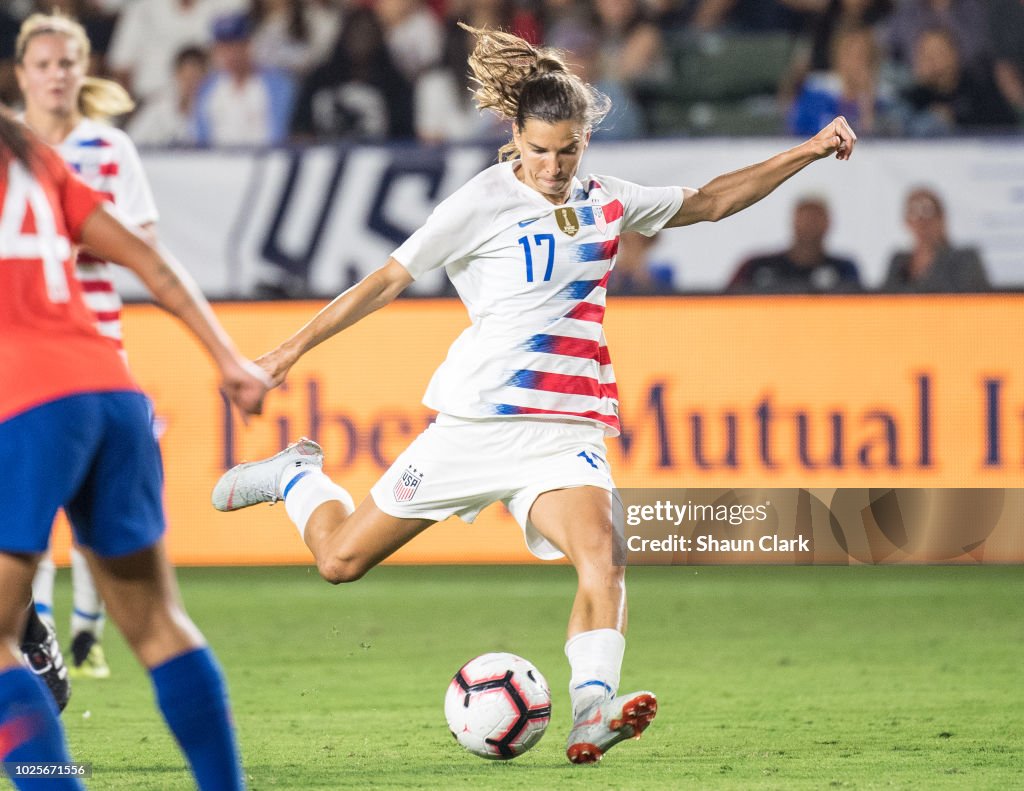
[47,295,1024,565]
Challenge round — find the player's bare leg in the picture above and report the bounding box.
[529,486,657,764]
[301,499,433,583]
[82,542,245,790]
[78,542,202,668]
[0,553,42,673]
[529,486,626,637]
[212,438,433,583]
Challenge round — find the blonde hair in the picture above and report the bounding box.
[460,23,610,161]
[17,13,135,121]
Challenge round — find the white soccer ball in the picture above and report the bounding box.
[444,652,552,760]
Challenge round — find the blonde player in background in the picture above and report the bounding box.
[16,12,160,680]
[213,24,856,764]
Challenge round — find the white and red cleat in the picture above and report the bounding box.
[566,690,658,764]
[211,438,323,511]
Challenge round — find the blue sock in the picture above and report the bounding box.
[0,667,81,789]
[150,647,244,791]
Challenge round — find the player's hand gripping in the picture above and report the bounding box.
[253,346,294,390]
[810,116,857,161]
[220,357,271,418]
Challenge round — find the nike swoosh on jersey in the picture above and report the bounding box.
[518,218,540,227]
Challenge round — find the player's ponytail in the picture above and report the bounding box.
[79,77,136,121]
[460,23,610,161]
[17,13,135,123]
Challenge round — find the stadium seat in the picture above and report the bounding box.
[639,30,795,136]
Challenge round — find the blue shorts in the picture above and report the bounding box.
[0,391,165,558]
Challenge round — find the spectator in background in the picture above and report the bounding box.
[687,0,817,33]
[290,5,413,141]
[789,26,901,135]
[540,0,594,44]
[803,0,893,72]
[883,187,989,292]
[987,0,1024,121]
[590,0,666,137]
[415,2,515,144]
[193,12,295,146]
[107,0,242,103]
[779,0,893,102]
[608,231,676,295]
[902,28,1016,135]
[546,24,645,139]
[126,45,209,146]
[886,0,991,69]
[248,0,340,78]
[727,196,861,292]
[374,0,443,84]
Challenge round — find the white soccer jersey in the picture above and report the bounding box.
[57,118,159,347]
[392,161,682,436]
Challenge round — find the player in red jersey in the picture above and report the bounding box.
[16,11,162,682]
[0,111,267,790]
[212,24,855,765]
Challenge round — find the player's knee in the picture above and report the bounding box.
[317,555,368,585]
[575,559,624,592]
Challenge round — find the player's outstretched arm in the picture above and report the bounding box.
[78,205,269,416]
[665,116,857,228]
[256,258,414,388]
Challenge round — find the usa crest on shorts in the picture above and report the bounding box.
[393,465,424,502]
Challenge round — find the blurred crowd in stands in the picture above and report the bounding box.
[2,0,1022,148]
[1,0,1013,294]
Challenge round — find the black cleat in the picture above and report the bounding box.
[21,622,71,712]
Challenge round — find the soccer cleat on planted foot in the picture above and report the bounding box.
[566,690,657,764]
[21,622,71,712]
[68,632,110,679]
[212,438,323,511]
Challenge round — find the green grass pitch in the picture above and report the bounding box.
[50,564,1022,790]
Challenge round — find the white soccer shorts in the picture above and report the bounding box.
[369,414,615,559]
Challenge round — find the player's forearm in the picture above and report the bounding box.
[137,245,244,371]
[699,141,819,221]
[275,260,411,370]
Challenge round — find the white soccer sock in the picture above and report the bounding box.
[565,628,626,719]
[70,546,104,639]
[31,550,56,628]
[280,467,354,540]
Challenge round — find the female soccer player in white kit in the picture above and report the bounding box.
[214,25,856,763]
[16,12,161,679]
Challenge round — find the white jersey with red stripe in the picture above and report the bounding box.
[56,118,159,346]
[392,161,682,436]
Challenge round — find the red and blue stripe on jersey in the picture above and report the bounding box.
[59,126,129,347]
[490,182,624,433]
